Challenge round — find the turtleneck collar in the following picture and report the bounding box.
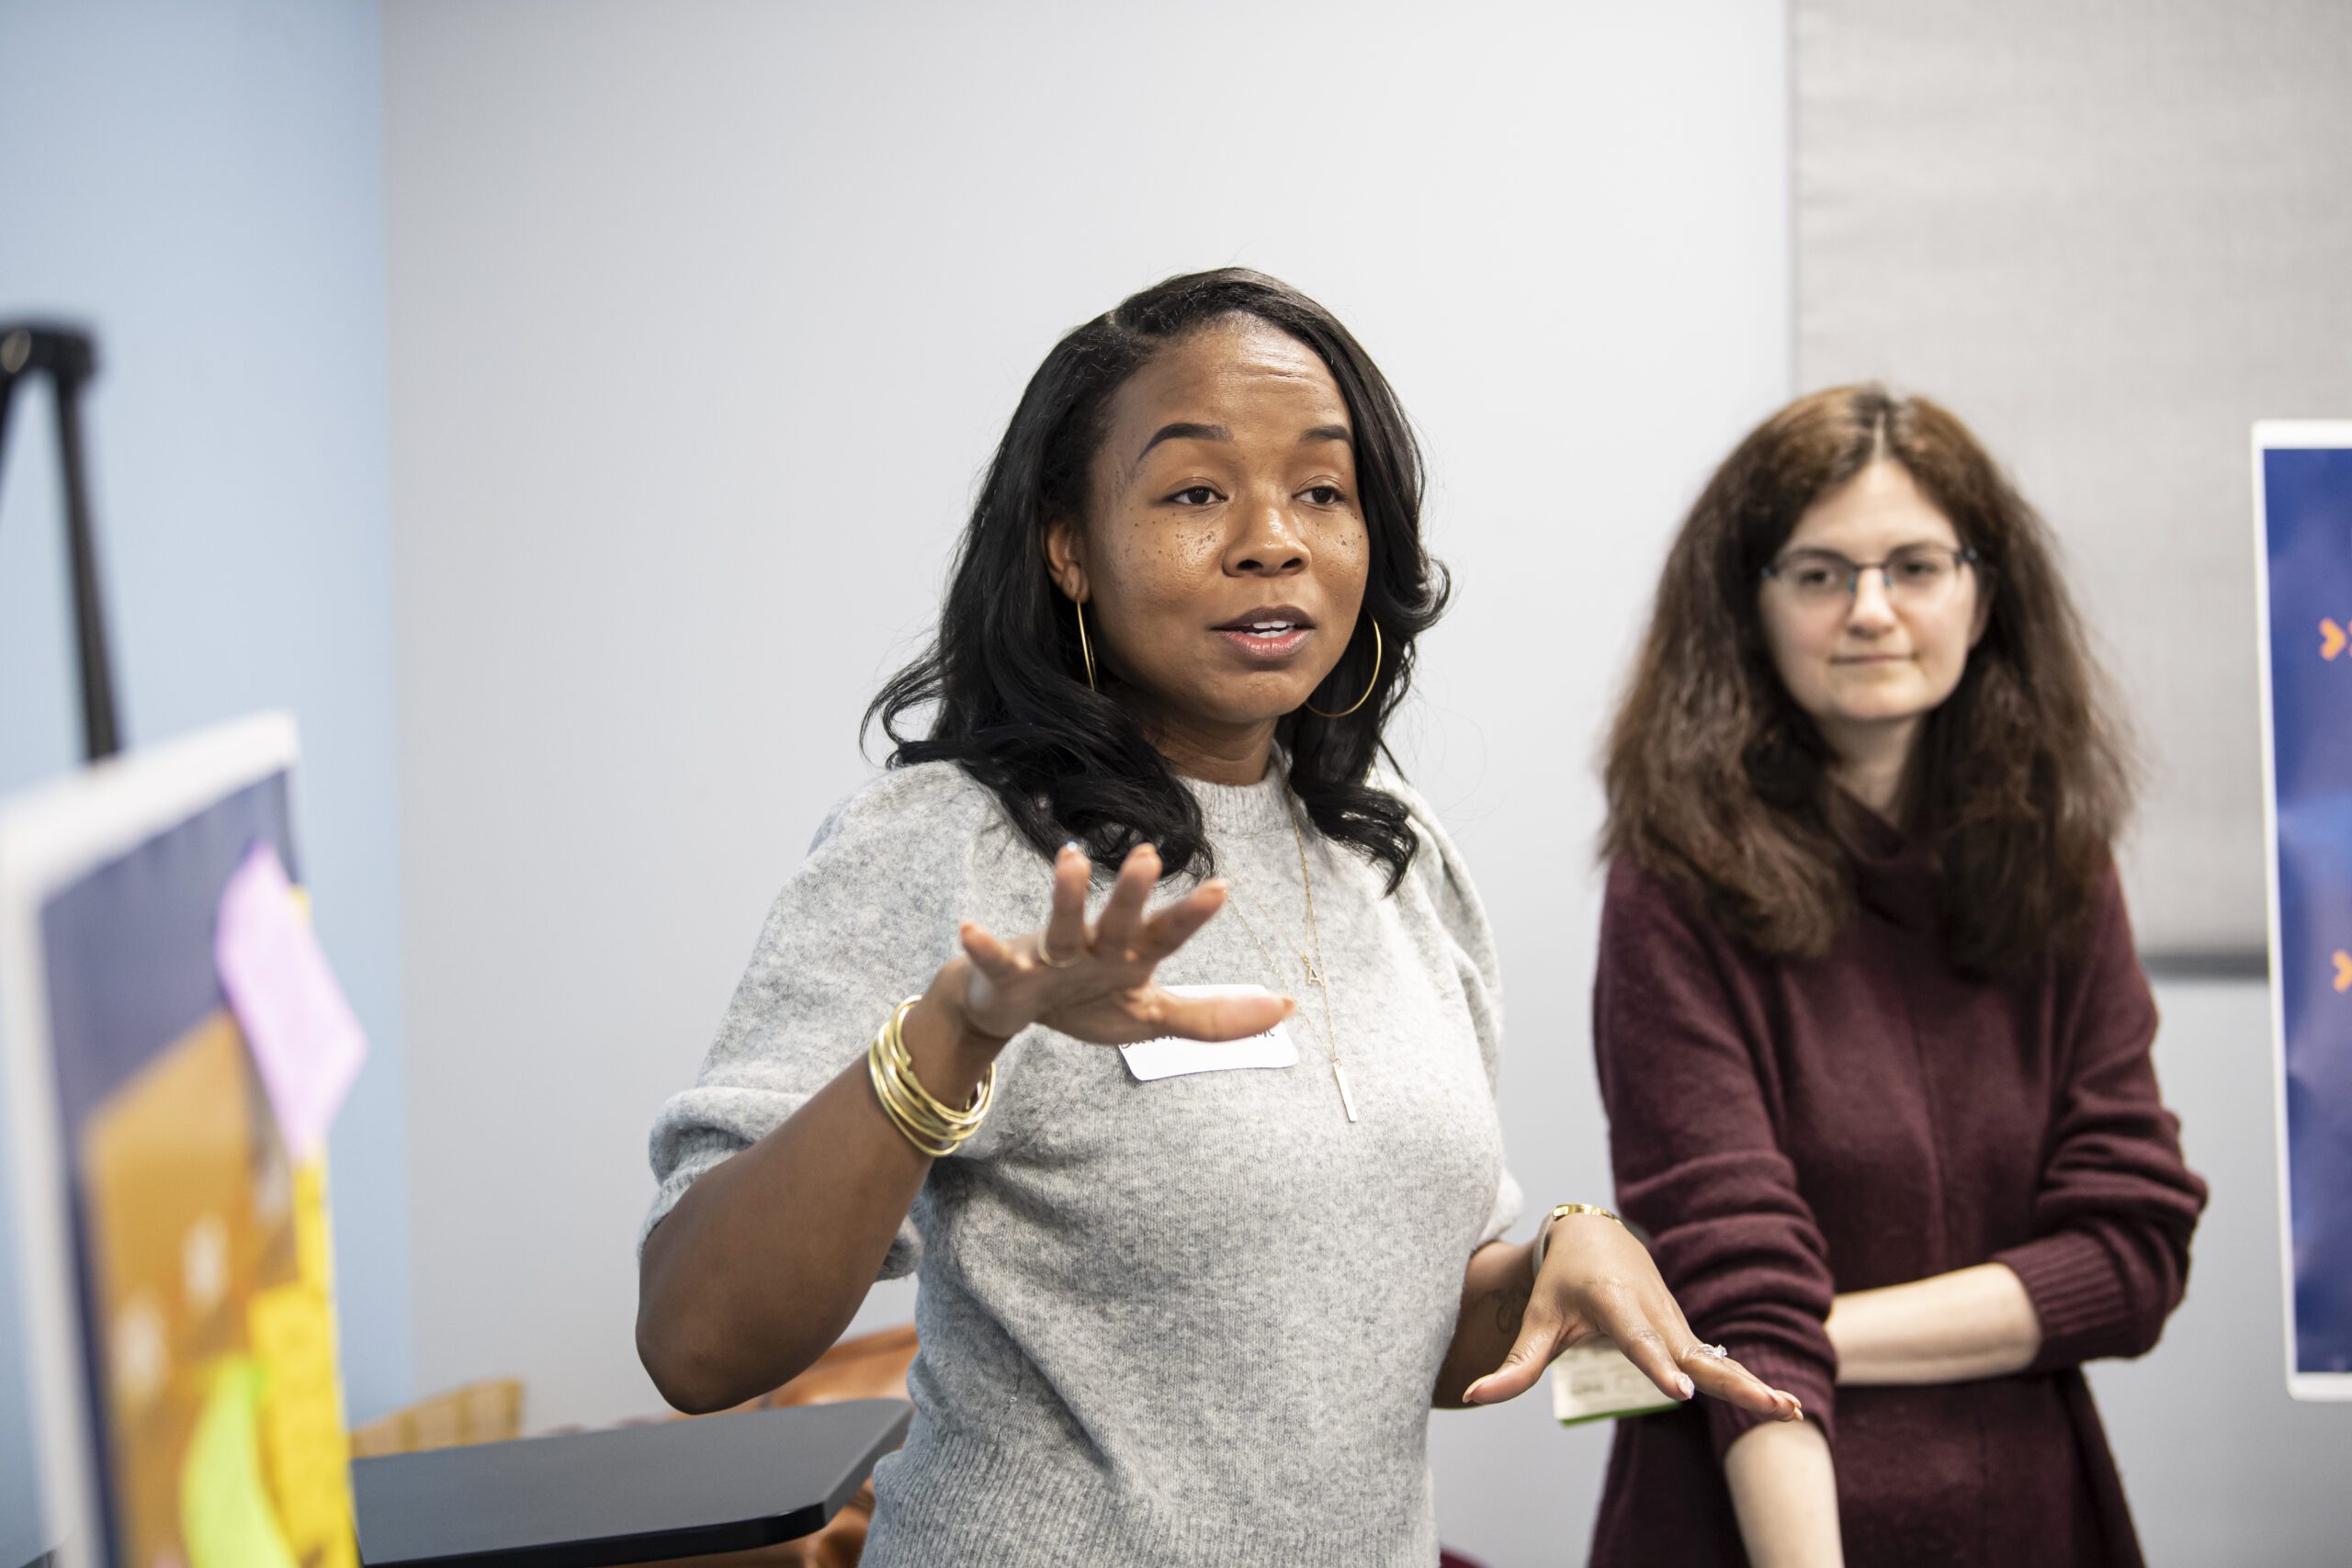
[1829,787,1939,931]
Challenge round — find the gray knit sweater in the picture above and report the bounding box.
[643,761,1521,1567]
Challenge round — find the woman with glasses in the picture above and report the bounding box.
[633,269,1798,1568]
[1587,386,2207,1567]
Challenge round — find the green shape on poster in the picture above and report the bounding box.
[181,1356,299,1568]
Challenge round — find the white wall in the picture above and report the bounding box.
[384,3,1791,1558]
[0,1,412,1558]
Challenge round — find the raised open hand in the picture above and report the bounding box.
[953,841,1295,1048]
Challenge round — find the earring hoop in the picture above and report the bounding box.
[1304,617,1383,719]
[1074,598,1098,693]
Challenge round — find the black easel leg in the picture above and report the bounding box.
[52,377,121,762]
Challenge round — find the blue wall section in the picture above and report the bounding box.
[0,2,412,1554]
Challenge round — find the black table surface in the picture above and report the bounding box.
[352,1398,913,1568]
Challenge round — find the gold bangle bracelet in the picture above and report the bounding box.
[870,1042,981,1152]
[877,998,991,1135]
[870,1060,962,1155]
[888,999,992,1122]
[870,1038,977,1155]
[867,997,993,1156]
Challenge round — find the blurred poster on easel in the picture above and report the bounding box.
[2254,423,2352,1401]
[0,714,361,1568]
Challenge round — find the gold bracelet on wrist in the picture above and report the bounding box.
[867,996,994,1157]
[1531,1201,1623,1274]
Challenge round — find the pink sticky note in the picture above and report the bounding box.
[214,843,368,1163]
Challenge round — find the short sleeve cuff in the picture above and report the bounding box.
[1705,1342,1837,1458]
[1994,1230,2129,1371]
[1481,1167,1528,1249]
[638,1157,720,1258]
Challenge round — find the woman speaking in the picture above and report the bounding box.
[634,268,1795,1566]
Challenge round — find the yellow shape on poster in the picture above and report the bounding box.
[292,1157,335,1295]
[250,1158,358,1568]
[181,1357,299,1568]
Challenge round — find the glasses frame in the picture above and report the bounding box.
[1758,544,1982,604]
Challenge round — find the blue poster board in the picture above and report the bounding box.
[2255,423,2352,1400]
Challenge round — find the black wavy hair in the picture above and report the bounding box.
[864,268,1449,892]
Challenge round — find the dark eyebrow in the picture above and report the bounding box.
[1136,423,1231,463]
[1781,540,1951,560]
[1133,421,1354,466]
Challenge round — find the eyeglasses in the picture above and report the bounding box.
[1759,545,1979,609]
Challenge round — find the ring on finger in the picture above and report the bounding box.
[1035,931,1082,969]
[1679,1342,1730,1364]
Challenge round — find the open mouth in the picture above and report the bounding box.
[1233,618,1302,640]
[1214,608,1316,660]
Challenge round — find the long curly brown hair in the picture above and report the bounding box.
[1600,384,2132,977]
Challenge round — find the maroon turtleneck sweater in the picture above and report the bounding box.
[1586,815,2207,1568]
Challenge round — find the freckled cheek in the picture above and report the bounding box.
[1096,525,1234,629]
[1316,521,1373,609]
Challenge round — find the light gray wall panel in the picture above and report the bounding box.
[1793,0,2352,955]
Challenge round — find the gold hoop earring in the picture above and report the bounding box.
[1074,598,1098,692]
[1304,617,1383,719]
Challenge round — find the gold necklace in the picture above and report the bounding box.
[1221,795,1354,1122]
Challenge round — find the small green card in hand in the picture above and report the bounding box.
[1551,1339,1682,1427]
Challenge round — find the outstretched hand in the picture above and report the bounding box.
[952,841,1295,1048]
[1462,1213,1804,1423]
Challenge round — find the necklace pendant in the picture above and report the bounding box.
[1302,953,1323,987]
[1331,1059,1359,1123]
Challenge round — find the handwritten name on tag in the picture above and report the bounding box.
[1118,985,1298,1082]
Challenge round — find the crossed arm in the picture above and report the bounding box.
[1702,874,2205,1566]
[1827,1263,2041,1383]
[1726,1263,2043,1567]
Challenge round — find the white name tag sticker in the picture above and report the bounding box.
[1117,985,1298,1082]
